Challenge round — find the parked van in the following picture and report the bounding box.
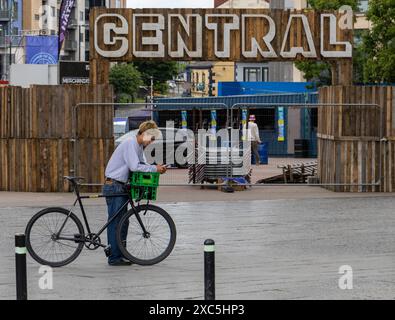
[125,110,152,132]
[113,118,127,140]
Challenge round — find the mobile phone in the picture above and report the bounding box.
[164,164,172,168]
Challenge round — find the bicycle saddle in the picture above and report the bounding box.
[63,176,85,183]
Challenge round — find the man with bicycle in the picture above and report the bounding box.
[104,121,167,266]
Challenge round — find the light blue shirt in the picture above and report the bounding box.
[105,137,157,183]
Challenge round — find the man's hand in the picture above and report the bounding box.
[156,165,167,174]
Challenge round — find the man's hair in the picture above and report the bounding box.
[138,120,158,135]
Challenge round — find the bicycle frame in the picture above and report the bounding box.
[56,181,149,247]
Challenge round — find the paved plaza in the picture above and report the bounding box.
[0,187,394,300]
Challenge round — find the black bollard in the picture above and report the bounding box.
[204,239,215,300]
[15,234,27,300]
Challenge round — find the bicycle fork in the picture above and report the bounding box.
[132,206,150,238]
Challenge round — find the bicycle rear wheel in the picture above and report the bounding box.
[25,207,85,267]
[117,204,176,266]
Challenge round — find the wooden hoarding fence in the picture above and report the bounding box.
[0,85,114,192]
[317,86,395,192]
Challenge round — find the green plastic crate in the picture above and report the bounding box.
[131,185,158,201]
[131,172,160,187]
[129,172,160,201]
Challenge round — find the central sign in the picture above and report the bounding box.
[91,8,353,61]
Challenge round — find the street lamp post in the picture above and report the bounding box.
[150,76,154,104]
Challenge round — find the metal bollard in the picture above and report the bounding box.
[204,239,215,300]
[15,234,27,300]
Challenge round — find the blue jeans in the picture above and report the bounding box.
[103,183,129,264]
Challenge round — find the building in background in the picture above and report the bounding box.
[23,0,58,34]
[60,0,128,61]
[187,61,235,97]
[0,0,22,80]
[354,1,372,38]
[184,0,307,96]
[0,0,126,80]
[19,0,86,63]
[84,1,127,61]
[188,62,213,97]
[214,0,304,84]
[59,0,87,61]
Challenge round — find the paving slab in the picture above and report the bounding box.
[0,194,394,300]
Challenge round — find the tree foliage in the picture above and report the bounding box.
[294,60,332,88]
[133,61,182,94]
[295,0,359,86]
[360,0,395,83]
[308,0,359,10]
[109,63,142,102]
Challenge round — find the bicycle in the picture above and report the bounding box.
[25,176,176,267]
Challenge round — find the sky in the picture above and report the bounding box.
[127,0,214,8]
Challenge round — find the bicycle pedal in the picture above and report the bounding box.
[104,245,112,257]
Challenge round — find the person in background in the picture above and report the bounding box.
[103,120,166,266]
[248,115,262,165]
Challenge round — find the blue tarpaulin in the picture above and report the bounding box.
[220,177,248,185]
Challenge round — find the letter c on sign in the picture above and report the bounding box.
[94,14,129,58]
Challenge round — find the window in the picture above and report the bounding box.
[284,0,294,9]
[0,0,7,11]
[243,66,269,82]
[12,1,18,19]
[358,0,369,13]
[262,67,269,82]
[354,29,364,46]
[80,32,84,43]
[51,6,56,17]
[80,11,84,21]
[244,67,261,82]
[35,14,40,20]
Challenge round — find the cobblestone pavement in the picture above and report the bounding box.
[0,195,394,300]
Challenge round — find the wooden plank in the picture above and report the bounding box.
[90,8,352,62]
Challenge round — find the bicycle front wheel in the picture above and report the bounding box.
[117,204,176,266]
[25,207,85,267]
